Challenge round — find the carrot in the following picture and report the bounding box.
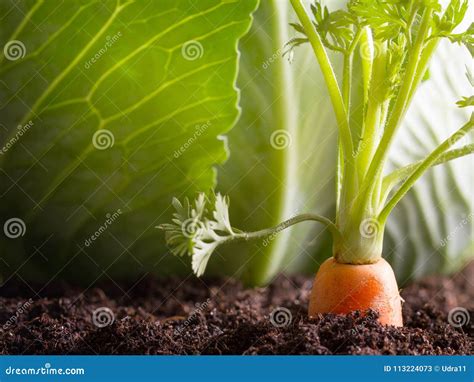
[161,0,473,330]
[308,257,403,326]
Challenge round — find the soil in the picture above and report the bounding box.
[0,262,472,355]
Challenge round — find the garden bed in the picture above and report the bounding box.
[0,261,472,355]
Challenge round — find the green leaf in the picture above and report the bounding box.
[432,0,469,35]
[159,192,236,277]
[445,22,474,56]
[349,0,409,41]
[0,0,257,282]
[310,3,357,53]
[457,95,474,108]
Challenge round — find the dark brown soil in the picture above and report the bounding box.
[0,262,472,355]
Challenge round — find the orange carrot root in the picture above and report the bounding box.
[308,257,403,327]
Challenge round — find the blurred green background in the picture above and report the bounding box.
[0,0,472,286]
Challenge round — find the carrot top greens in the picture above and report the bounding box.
[160,0,473,276]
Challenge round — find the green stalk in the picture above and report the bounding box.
[359,27,373,105]
[289,0,353,163]
[342,54,352,111]
[355,8,434,219]
[379,117,474,223]
[381,143,474,203]
[342,28,361,112]
[407,0,461,106]
[338,55,352,223]
[228,213,341,244]
[407,38,439,103]
[290,0,362,231]
[356,27,373,126]
[336,141,343,225]
[357,40,387,181]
